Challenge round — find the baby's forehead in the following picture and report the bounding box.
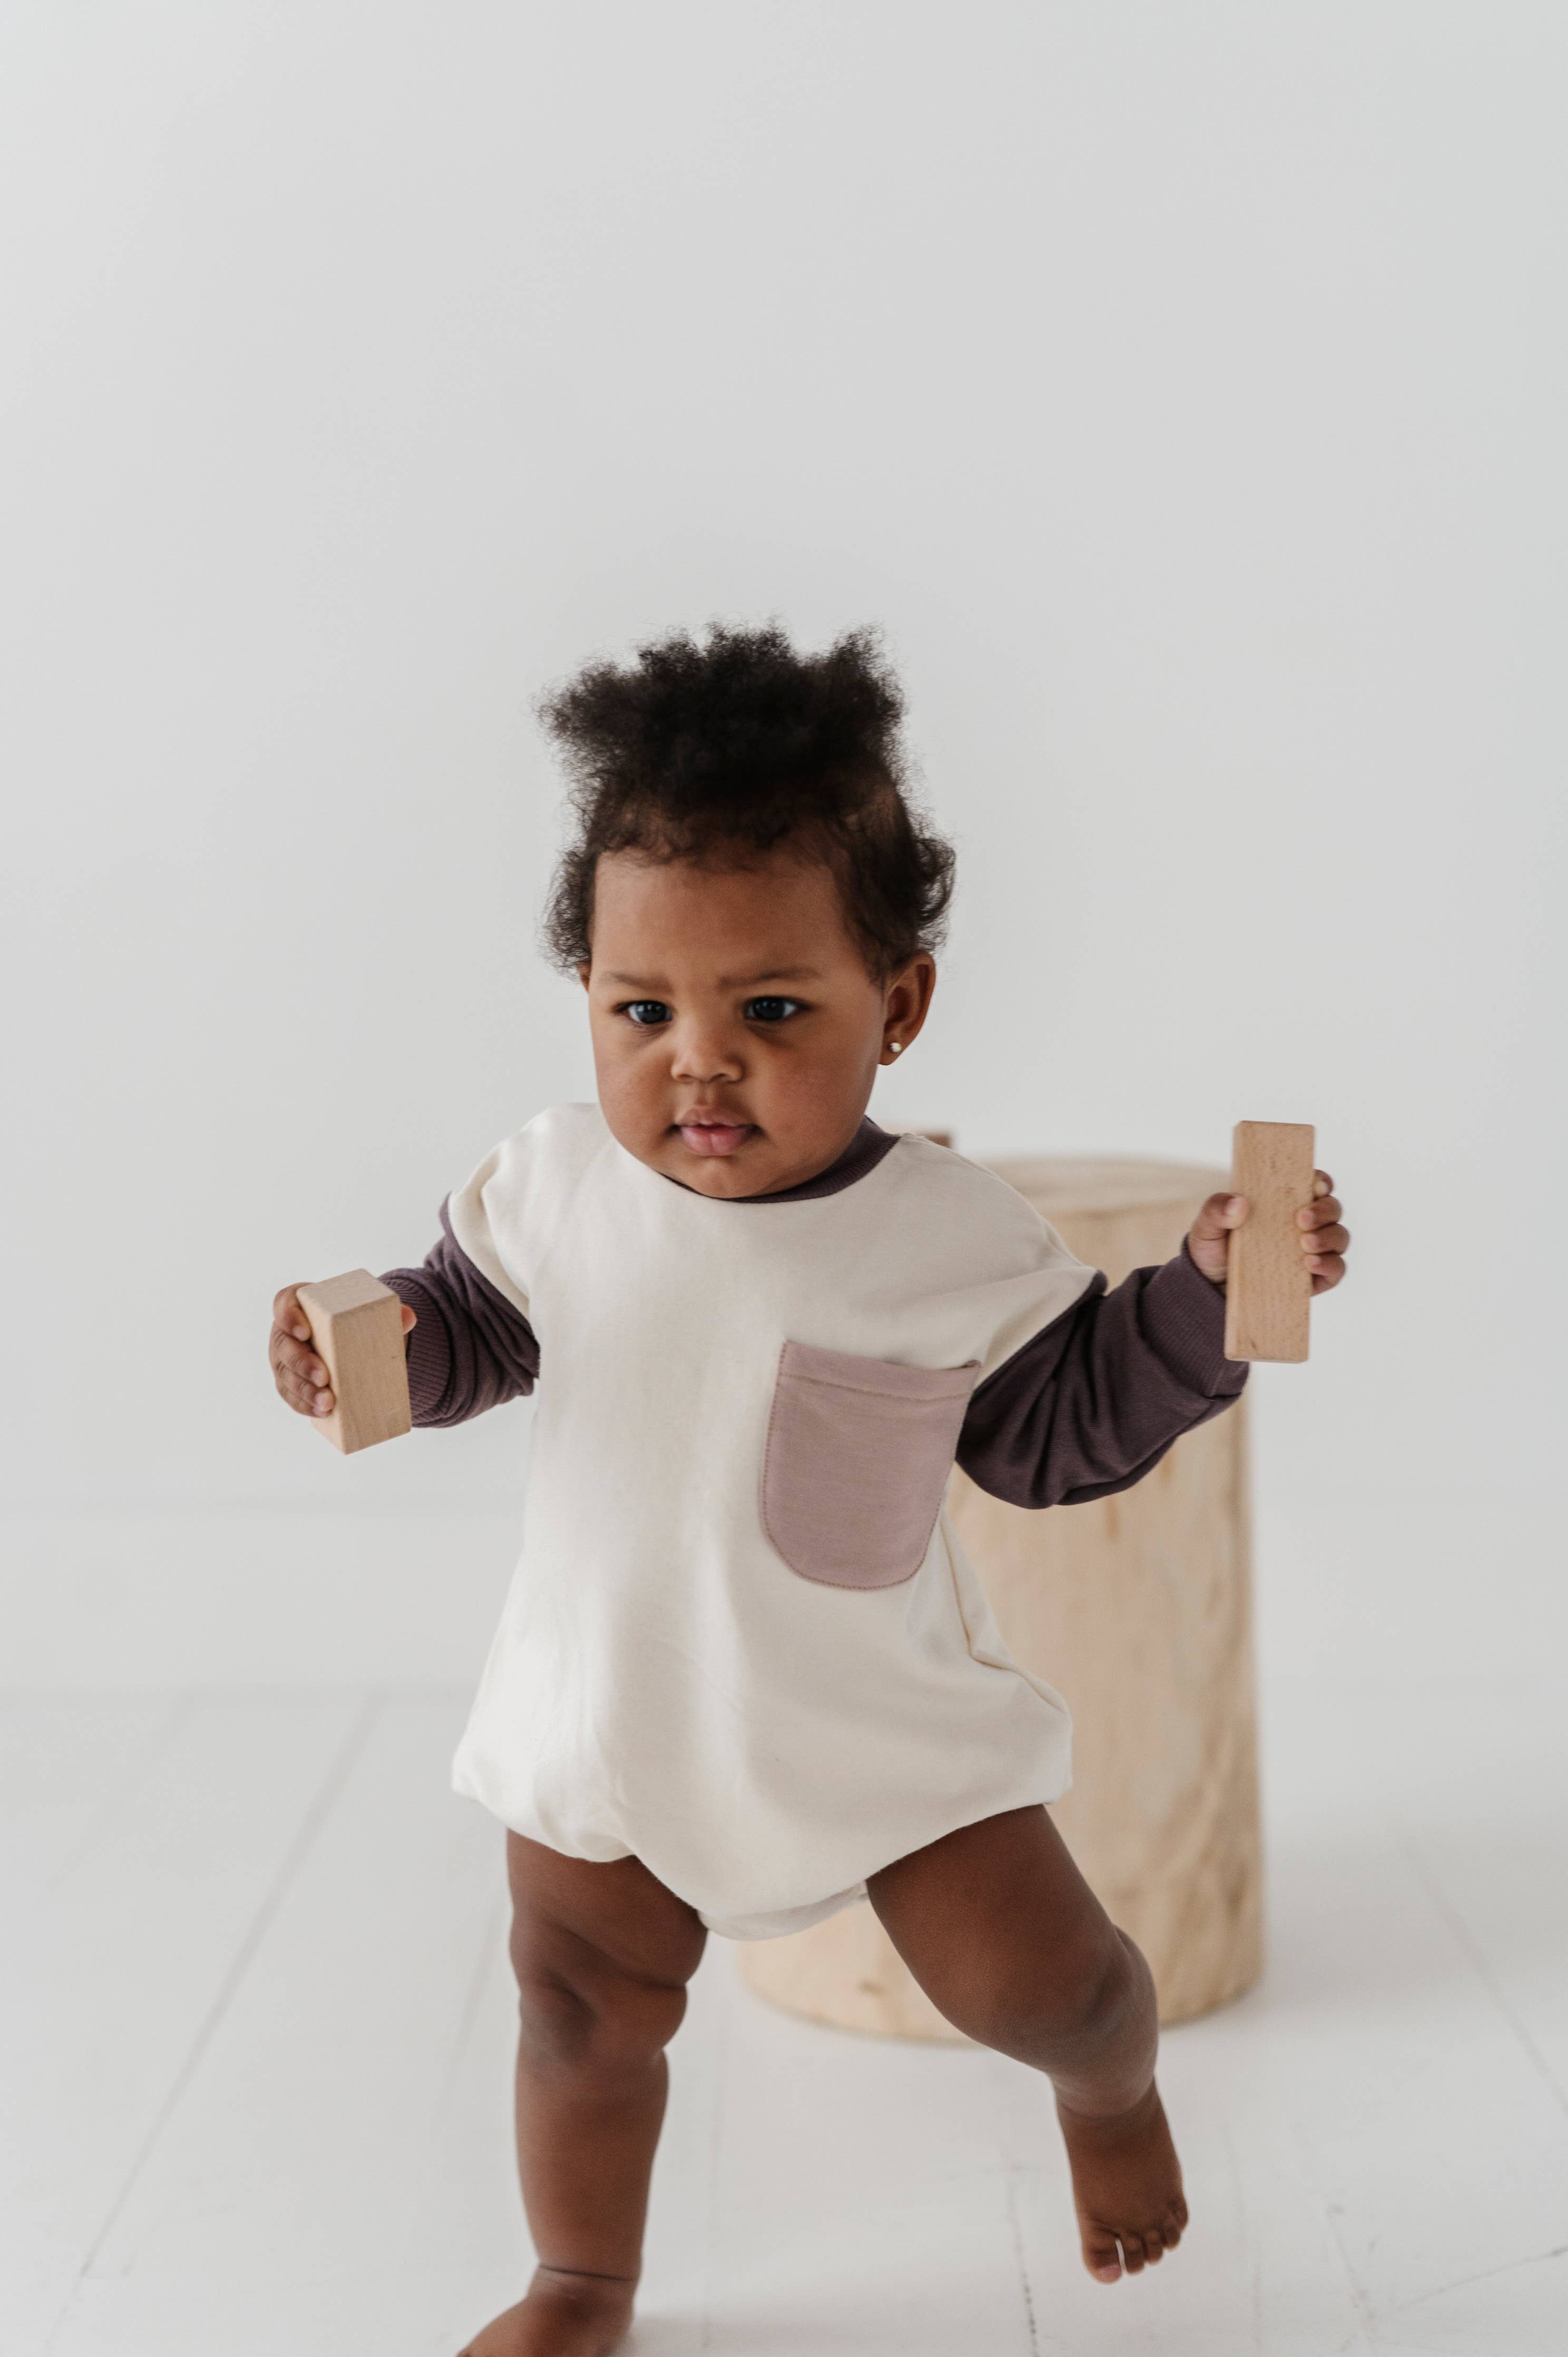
[590,846,870,977]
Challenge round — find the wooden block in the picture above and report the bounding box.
[295,1270,412,1455]
[1223,1121,1316,1363]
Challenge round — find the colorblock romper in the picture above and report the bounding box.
[382,1106,1248,1939]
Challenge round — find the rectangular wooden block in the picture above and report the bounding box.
[295,1269,412,1455]
[1223,1121,1315,1363]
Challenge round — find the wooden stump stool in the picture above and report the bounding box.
[740,1154,1263,2038]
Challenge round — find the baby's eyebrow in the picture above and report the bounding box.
[600,966,823,990]
[718,966,823,988]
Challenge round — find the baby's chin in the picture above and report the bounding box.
[660,1127,781,1197]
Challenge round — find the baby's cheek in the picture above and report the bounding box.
[592,1045,667,1155]
[763,1055,874,1161]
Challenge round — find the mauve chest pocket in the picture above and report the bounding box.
[759,1340,981,1591]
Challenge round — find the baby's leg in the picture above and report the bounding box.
[459,1832,707,2357]
[867,1805,1186,2285]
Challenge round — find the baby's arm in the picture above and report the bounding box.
[377,1202,539,1425]
[269,1200,538,1429]
[956,1234,1245,1509]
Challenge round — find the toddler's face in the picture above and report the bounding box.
[581,848,934,1197]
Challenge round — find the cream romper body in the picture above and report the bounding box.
[444,1104,1102,1938]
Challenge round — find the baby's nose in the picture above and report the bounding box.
[670,1022,743,1083]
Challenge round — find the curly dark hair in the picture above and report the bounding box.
[539,622,955,980]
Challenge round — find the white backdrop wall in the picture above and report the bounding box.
[3,4,1563,1679]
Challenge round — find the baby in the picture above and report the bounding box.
[269,625,1349,2357]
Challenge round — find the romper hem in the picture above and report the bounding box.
[451,1767,1073,1941]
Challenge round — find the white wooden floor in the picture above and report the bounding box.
[3,1677,1565,2357]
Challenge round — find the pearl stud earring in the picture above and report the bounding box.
[888,1040,903,1055]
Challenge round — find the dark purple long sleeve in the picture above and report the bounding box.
[379,1200,539,1428]
[379,1186,1246,1492]
[955,1235,1248,1508]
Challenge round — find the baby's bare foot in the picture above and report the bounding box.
[459,2267,636,2357]
[1055,2081,1188,2284]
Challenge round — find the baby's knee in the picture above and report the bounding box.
[512,1927,687,2080]
[952,1925,1146,2064]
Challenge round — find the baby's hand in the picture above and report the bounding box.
[269,1282,416,1419]
[1186,1173,1350,1294]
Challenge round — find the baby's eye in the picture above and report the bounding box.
[744,996,804,1024]
[622,1000,673,1027]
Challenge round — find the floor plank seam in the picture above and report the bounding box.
[1396,1826,1568,2123]
[1004,2167,1041,2355]
[432,1891,509,2128]
[41,1690,383,2352]
[693,1966,738,2353]
[1379,2241,1568,2322]
[1290,2118,1380,2351]
[1218,2118,1267,2356]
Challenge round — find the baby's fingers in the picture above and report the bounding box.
[272,1282,311,1343]
[1300,1220,1349,1259]
[275,1343,335,1417]
[1298,1174,1350,1293]
[277,1343,336,1417]
[269,1285,335,1418]
[1297,1189,1349,1278]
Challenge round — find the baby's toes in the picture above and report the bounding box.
[1161,2198,1188,2248]
[1137,2225,1167,2264]
[1081,2223,1124,2283]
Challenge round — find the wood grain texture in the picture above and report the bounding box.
[1223,1121,1316,1363]
[295,1270,411,1456]
[740,1155,1262,2039]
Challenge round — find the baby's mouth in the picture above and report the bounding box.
[675,1116,756,1157]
